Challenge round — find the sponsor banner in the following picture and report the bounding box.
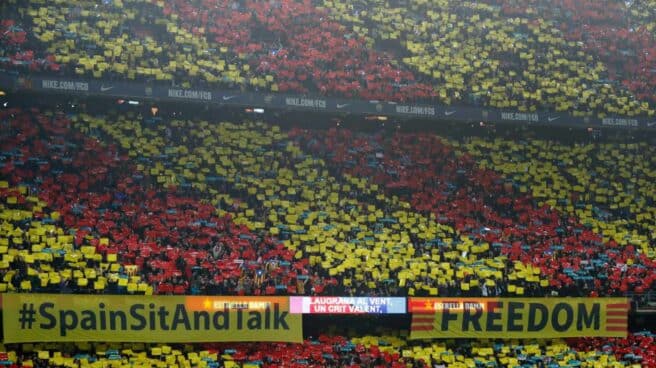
[41,79,90,92]
[3,294,301,343]
[409,297,628,339]
[394,104,436,116]
[166,88,213,101]
[289,297,406,314]
[601,117,640,128]
[498,111,540,123]
[284,97,327,109]
[2,75,652,130]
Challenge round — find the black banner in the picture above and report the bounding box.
[0,74,652,129]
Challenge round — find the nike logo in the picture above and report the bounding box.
[100,85,113,92]
[444,110,456,116]
[548,116,560,122]
[336,103,349,109]
[222,95,237,101]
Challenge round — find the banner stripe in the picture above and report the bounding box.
[410,325,434,331]
[607,303,629,309]
[411,317,435,323]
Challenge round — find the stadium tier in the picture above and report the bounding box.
[290,128,656,296]
[1,0,655,118]
[321,0,652,117]
[0,109,304,296]
[47,110,653,298]
[494,0,656,104]
[0,108,654,338]
[67,112,560,297]
[0,108,654,365]
[1,0,656,366]
[1,0,433,100]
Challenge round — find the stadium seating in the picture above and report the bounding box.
[4,0,655,117]
[16,0,434,100]
[0,183,130,294]
[159,0,436,100]
[0,333,656,368]
[3,107,655,298]
[320,0,654,118]
[0,108,306,295]
[0,110,143,294]
[1,107,655,366]
[291,127,656,296]
[22,0,227,84]
[0,332,654,367]
[2,0,656,365]
[457,137,656,253]
[65,111,655,298]
[457,136,656,295]
[0,15,58,72]
[18,0,268,87]
[76,113,567,297]
[494,0,656,104]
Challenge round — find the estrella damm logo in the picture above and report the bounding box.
[409,297,629,339]
[3,294,302,343]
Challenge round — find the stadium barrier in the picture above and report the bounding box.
[3,295,629,343]
[1,74,652,129]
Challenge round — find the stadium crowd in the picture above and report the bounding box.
[3,106,655,297]
[0,108,309,296]
[70,113,548,297]
[1,0,655,118]
[494,0,656,104]
[0,0,434,101]
[0,105,655,365]
[290,127,656,297]
[322,0,654,117]
[1,332,655,367]
[1,0,656,366]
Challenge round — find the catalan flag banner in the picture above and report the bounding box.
[409,297,629,339]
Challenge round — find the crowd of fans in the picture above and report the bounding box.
[458,136,656,257]
[0,108,310,295]
[493,0,656,104]
[75,112,553,298]
[3,106,655,298]
[161,0,436,100]
[0,0,434,101]
[1,0,655,117]
[0,15,58,73]
[1,0,656,366]
[60,109,656,298]
[290,127,656,297]
[1,332,654,367]
[1,107,655,365]
[322,0,654,117]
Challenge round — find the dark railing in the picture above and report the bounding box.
[1,72,654,130]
